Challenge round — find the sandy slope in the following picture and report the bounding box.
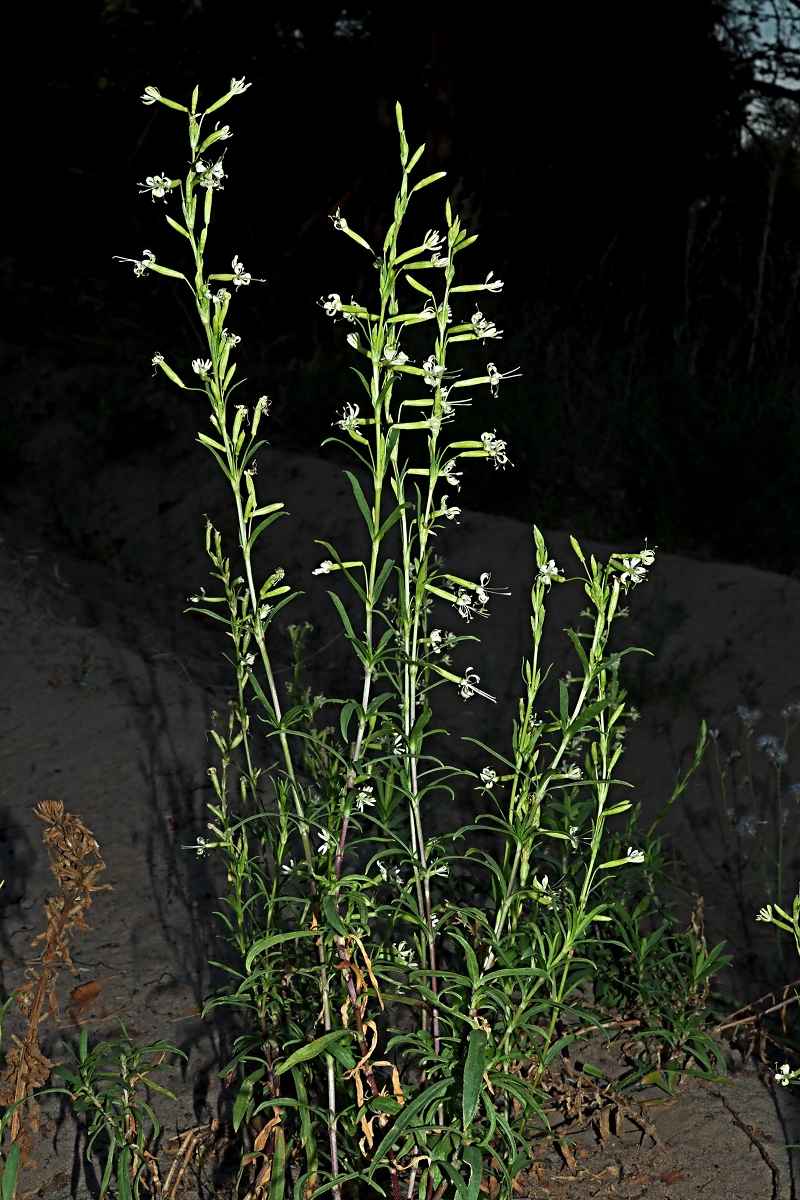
[3,416,800,1193]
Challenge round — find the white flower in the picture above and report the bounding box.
[480,767,498,788]
[423,229,445,251]
[383,345,409,365]
[776,1063,796,1086]
[423,355,446,388]
[355,786,376,812]
[313,560,334,575]
[431,912,440,929]
[195,159,226,189]
[140,86,162,105]
[394,940,418,968]
[430,252,449,267]
[430,863,449,877]
[476,572,491,605]
[346,331,360,349]
[441,391,470,417]
[485,362,521,395]
[151,352,164,366]
[439,496,461,521]
[480,430,510,468]
[114,248,156,277]
[563,764,582,780]
[626,847,645,864]
[318,828,336,854]
[194,836,209,857]
[378,859,402,884]
[281,858,295,875]
[321,293,343,317]
[139,173,172,200]
[537,560,564,587]
[618,557,647,590]
[531,875,551,904]
[336,403,360,431]
[441,460,463,489]
[257,395,271,414]
[459,667,481,700]
[229,77,251,95]
[471,311,502,340]
[223,328,241,346]
[737,705,762,727]
[330,207,348,231]
[192,358,213,376]
[483,272,504,293]
[455,589,475,621]
[231,255,252,287]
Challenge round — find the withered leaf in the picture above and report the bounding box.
[66,980,103,1019]
[661,1169,686,1184]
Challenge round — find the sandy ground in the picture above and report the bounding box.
[4,349,800,1194]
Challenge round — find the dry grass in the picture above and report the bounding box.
[0,800,110,1163]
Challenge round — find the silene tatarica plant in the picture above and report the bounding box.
[117,79,727,1200]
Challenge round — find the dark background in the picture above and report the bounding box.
[6,0,800,572]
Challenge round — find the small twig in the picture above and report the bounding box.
[716,979,800,1029]
[571,1018,641,1037]
[162,1127,200,1199]
[614,1097,669,1153]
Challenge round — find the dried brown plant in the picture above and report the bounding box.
[0,801,110,1163]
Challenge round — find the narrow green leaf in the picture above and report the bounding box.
[165,214,191,240]
[2,1142,19,1200]
[149,263,189,282]
[463,1145,483,1200]
[233,1068,264,1131]
[117,1145,133,1200]
[367,1078,450,1180]
[276,1031,352,1075]
[328,592,358,644]
[340,699,358,742]
[291,1068,317,1189]
[99,1142,116,1199]
[344,471,374,533]
[404,275,434,297]
[323,895,347,936]
[244,930,318,971]
[268,1127,286,1200]
[462,1028,486,1128]
[246,510,287,551]
[372,558,395,603]
[411,171,447,193]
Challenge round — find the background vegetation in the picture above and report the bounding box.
[7,1,800,571]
